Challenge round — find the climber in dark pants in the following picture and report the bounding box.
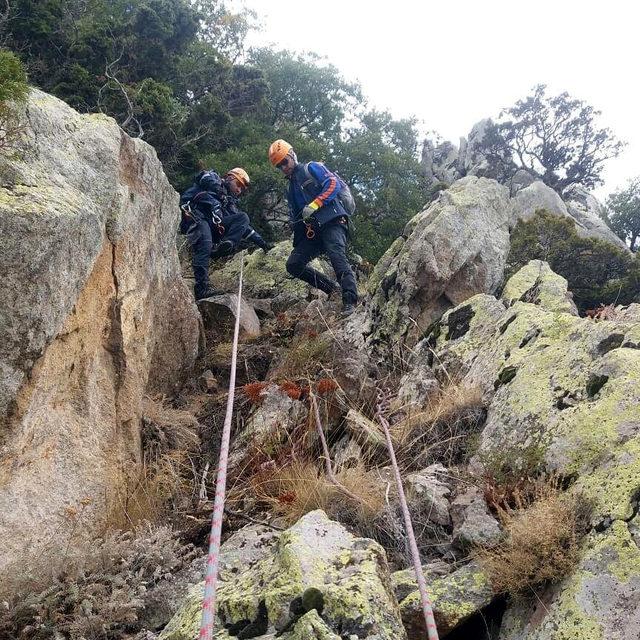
[181,167,270,300]
[268,139,357,315]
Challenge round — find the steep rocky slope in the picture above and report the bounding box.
[1,89,638,640]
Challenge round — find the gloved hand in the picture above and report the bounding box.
[262,242,274,253]
[302,204,317,222]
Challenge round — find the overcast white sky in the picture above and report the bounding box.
[236,0,638,200]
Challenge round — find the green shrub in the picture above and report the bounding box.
[0,50,28,151]
[0,49,28,103]
[507,210,640,311]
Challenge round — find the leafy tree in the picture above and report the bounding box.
[507,210,639,310]
[604,177,640,252]
[249,48,361,140]
[484,85,625,193]
[333,110,426,261]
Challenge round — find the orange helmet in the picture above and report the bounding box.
[226,167,250,188]
[268,139,293,166]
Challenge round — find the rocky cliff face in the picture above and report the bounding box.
[421,124,629,250]
[0,90,200,577]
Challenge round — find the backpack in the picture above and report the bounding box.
[179,169,224,234]
[300,163,356,216]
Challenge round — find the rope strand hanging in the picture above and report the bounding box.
[199,259,244,640]
[375,388,440,640]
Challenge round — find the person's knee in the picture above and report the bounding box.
[286,255,304,276]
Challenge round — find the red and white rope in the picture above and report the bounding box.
[376,389,440,640]
[199,260,244,640]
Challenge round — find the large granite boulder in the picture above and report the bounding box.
[563,184,630,250]
[160,510,407,639]
[367,176,513,346]
[0,89,200,577]
[512,181,629,250]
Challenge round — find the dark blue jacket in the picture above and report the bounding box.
[287,162,348,228]
[180,171,246,222]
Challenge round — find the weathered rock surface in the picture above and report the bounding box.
[214,241,333,312]
[512,181,571,222]
[198,293,261,339]
[512,180,628,249]
[563,184,630,250]
[0,90,200,577]
[450,487,502,551]
[405,464,452,527]
[396,560,494,639]
[417,263,640,637]
[161,510,407,639]
[367,176,513,346]
[501,259,578,315]
[499,519,640,640]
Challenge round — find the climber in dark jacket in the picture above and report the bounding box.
[181,167,270,300]
[268,139,357,315]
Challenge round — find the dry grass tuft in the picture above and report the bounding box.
[273,334,331,379]
[391,383,486,469]
[141,396,199,460]
[106,397,200,530]
[250,460,385,527]
[476,481,590,596]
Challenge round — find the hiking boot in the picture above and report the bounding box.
[341,302,356,317]
[211,239,235,258]
[195,287,223,301]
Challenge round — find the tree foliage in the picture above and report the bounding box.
[2,0,428,262]
[507,210,639,310]
[604,177,640,252]
[0,49,28,150]
[484,85,625,193]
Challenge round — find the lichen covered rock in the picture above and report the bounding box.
[501,259,578,315]
[499,520,640,640]
[214,241,332,312]
[396,560,493,638]
[367,176,513,346]
[161,510,406,639]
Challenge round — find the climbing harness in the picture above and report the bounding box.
[199,260,244,640]
[305,222,316,239]
[375,388,440,640]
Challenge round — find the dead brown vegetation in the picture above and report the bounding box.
[476,479,590,596]
[250,460,385,528]
[106,397,200,530]
[0,524,197,639]
[389,383,486,469]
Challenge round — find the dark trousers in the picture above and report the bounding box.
[286,220,357,304]
[189,211,249,297]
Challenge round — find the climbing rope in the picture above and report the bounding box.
[199,259,244,640]
[375,388,440,640]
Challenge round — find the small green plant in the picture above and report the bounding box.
[0,50,28,151]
